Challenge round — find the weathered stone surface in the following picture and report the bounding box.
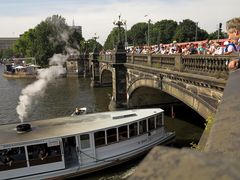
[204,69,240,159]
[130,146,240,180]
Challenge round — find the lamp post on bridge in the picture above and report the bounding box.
[217,23,222,40]
[90,33,100,87]
[92,33,99,53]
[195,22,198,41]
[123,20,128,49]
[144,15,151,46]
[113,15,125,50]
[109,15,127,110]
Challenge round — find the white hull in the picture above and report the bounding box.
[19,132,174,180]
[0,108,175,179]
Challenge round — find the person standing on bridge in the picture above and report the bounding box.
[227,17,240,70]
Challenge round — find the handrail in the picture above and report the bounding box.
[98,53,239,79]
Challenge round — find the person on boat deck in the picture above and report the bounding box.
[38,150,48,160]
[227,17,240,70]
[75,107,80,115]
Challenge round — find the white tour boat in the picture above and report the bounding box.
[0,108,175,179]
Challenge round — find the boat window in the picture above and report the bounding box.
[156,114,162,128]
[139,120,147,134]
[129,122,138,137]
[94,131,106,147]
[148,117,155,131]
[0,147,27,171]
[80,134,91,149]
[27,142,62,166]
[107,128,117,144]
[118,125,128,141]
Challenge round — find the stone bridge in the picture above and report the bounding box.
[89,50,240,177]
[90,52,237,119]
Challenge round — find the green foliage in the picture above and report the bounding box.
[0,48,14,59]
[106,18,214,47]
[204,115,214,131]
[127,23,148,46]
[174,19,195,42]
[208,30,228,40]
[85,39,103,53]
[173,19,209,42]
[190,142,201,151]
[13,14,84,67]
[104,27,125,50]
[151,20,178,44]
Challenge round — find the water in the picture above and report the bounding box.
[0,65,204,179]
[0,65,111,124]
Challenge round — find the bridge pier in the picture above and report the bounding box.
[90,52,100,87]
[108,45,127,111]
[66,55,89,77]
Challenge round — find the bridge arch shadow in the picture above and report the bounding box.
[127,78,215,120]
[100,69,112,86]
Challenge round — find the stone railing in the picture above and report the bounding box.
[126,53,239,79]
[98,54,113,62]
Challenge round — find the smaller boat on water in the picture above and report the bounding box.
[3,64,40,78]
[0,108,175,179]
[71,107,87,116]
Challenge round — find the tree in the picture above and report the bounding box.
[127,23,148,46]
[208,30,228,40]
[68,29,84,51]
[0,48,14,59]
[104,27,125,50]
[151,20,178,44]
[174,19,209,42]
[13,14,84,67]
[197,29,209,41]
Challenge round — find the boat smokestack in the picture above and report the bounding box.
[16,123,32,133]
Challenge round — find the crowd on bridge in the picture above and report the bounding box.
[126,38,240,56]
[100,38,240,57]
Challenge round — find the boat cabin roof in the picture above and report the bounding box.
[0,108,163,146]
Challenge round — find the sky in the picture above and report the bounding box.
[0,0,239,44]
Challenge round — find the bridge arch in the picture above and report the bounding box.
[127,78,215,119]
[100,69,112,86]
[99,62,113,86]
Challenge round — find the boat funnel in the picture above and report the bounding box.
[16,123,32,133]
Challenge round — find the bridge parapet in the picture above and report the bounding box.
[99,54,113,62]
[126,53,239,79]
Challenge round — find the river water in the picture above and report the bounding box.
[0,65,203,179]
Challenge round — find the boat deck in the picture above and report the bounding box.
[0,108,163,146]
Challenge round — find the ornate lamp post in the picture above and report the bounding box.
[144,15,151,46]
[92,33,99,53]
[113,15,125,50]
[195,22,198,41]
[123,20,128,48]
[109,15,127,110]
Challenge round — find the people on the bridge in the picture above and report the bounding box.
[226,17,240,70]
[197,42,206,54]
[224,39,238,55]
[213,43,224,55]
